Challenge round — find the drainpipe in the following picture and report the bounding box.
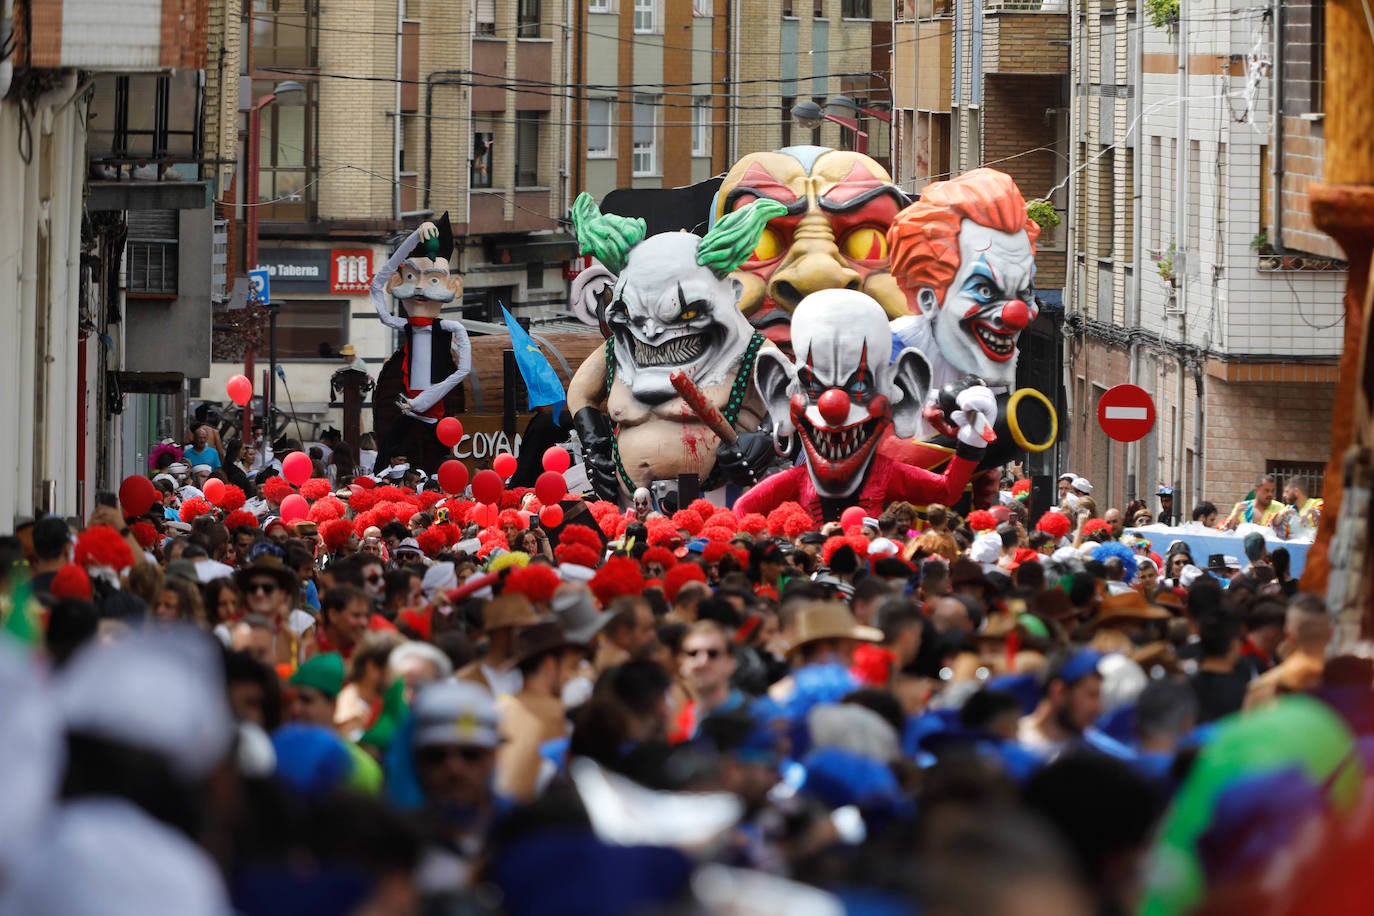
[1269,2,1284,251]
[1172,0,1189,492]
[394,0,404,221]
[561,0,573,219]
[423,70,467,212]
[1192,359,1205,507]
[729,0,740,163]
[1125,8,1144,502]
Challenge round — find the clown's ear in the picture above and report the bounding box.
[890,347,933,438]
[753,348,797,437]
[571,192,646,275]
[697,199,789,279]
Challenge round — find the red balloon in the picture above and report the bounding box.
[840,506,867,530]
[493,452,518,478]
[281,452,312,487]
[226,374,253,407]
[471,469,504,506]
[437,460,470,495]
[202,478,225,503]
[279,494,309,523]
[542,446,571,474]
[118,475,158,518]
[473,502,498,527]
[539,504,563,528]
[534,470,567,507]
[517,510,533,530]
[436,417,464,448]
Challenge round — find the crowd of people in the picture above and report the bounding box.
[1,430,1370,916]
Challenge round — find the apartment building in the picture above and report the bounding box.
[208,0,579,427]
[1,0,235,524]
[1065,0,1344,512]
[575,0,730,204]
[734,0,893,172]
[891,0,1071,476]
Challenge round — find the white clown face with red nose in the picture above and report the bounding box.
[922,220,1036,388]
[755,290,932,500]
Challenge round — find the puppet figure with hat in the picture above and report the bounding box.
[733,288,996,524]
[565,193,791,503]
[369,214,471,475]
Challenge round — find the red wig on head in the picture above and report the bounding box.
[589,556,645,606]
[663,563,707,602]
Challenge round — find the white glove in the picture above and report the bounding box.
[952,385,998,449]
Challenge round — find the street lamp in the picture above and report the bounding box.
[789,85,893,162]
[243,79,306,444]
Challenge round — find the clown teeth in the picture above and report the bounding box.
[975,324,1015,356]
[632,333,707,367]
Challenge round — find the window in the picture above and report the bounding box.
[1096,148,1114,258]
[1266,460,1326,498]
[249,0,317,69]
[518,0,540,37]
[587,98,615,157]
[88,72,201,166]
[275,300,347,359]
[589,0,611,10]
[783,0,795,15]
[515,114,541,187]
[476,0,495,34]
[633,95,658,175]
[693,0,713,15]
[633,0,655,33]
[126,210,178,297]
[472,132,494,188]
[841,0,870,17]
[814,0,826,16]
[781,97,795,147]
[692,96,711,156]
[252,79,317,221]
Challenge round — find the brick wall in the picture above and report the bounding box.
[1201,378,1334,503]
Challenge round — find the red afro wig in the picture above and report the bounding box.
[663,563,707,602]
[671,509,704,536]
[557,524,603,553]
[504,563,562,605]
[589,556,645,607]
[555,543,601,568]
[688,499,717,521]
[699,525,735,544]
[705,510,737,530]
[822,534,871,567]
[1035,510,1072,540]
[178,497,214,523]
[641,546,677,572]
[262,476,295,505]
[319,519,355,553]
[415,527,448,558]
[738,513,769,536]
[966,509,998,533]
[129,521,160,551]
[783,513,817,540]
[223,510,259,532]
[645,518,679,548]
[75,526,135,571]
[50,563,93,602]
[702,542,730,564]
[1012,478,1031,498]
[476,528,509,559]
[211,484,246,512]
[498,509,526,531]
[307,496,347,524]
[594,510,622,538]
[299,478,333,501]
[1082,518,1113,538]
[417,490,446,511]
[766,502,808,535]
[348,488,379,514]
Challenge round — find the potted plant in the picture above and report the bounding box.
[1145,0,1179,33]
[1026,199,1061,230]
[1154,242,1177,287]
[1252,230,1281,270]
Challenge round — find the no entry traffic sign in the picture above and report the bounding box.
[1097,384,1156,442]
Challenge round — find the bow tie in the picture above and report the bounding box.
[408,317,435,328]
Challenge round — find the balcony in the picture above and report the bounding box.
[469,190,556,235]
[982,1,1069,76]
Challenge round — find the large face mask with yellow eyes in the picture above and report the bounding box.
[605,232,758,405]
[712,148,912,351]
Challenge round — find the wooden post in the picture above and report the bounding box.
[1303,0,1374,641]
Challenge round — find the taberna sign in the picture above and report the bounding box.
[256,248,331,292]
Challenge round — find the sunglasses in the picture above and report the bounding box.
[246,581,278,595]
[417,745,493,766]
[686,647,723,660]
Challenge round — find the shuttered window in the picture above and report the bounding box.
[126,210,179,297]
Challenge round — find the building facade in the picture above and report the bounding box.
[207,0,580,435]
[1064,0,1344,513]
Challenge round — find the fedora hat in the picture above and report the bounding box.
[483,593,541,633]
[1031,587,1076,620]
[235,554,298,594]
[551,588,612,645]
[789,602,883,656]
[1083,591,1172,634]
[505,621,586,670]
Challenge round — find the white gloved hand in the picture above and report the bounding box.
[952,385,998,449]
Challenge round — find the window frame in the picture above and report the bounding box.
[586,98,616,158]
[589,0,612,11]
[632,94,659,176]
[841,0,871,17]
[471,131,495,189]
[515,113,541,188]
[518,0,541,37]
[272,299,349,360]
[125,210,179,299]
[692,96,711,157]
[633,0,655,33]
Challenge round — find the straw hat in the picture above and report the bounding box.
[1082,591,1172,634]
[789,602,883,656]
[482,593,541,634]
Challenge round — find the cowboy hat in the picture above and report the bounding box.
[1082,591,1172,634]
[482,593,541,633]
[789,602,883,656]
[505,621,587,670]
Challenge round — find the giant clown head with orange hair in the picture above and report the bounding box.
[888,169,1039,396]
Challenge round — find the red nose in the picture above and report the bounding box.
[1001,299,1030,331]
[817,388,851,426]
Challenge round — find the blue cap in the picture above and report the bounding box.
[1054,649,1105,685]
[1156,486,1174,496]
[686,537,710,554]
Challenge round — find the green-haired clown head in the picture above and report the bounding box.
[696,199,789,278]
[571,192,647,275]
